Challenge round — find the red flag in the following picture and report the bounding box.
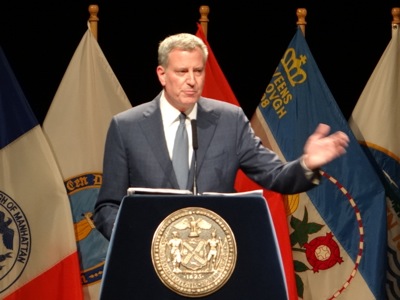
[195,23,297,300]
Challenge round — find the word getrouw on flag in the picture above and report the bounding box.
[349,22,400,299]
[250,27,387,299]
[42,23,132,299]
[0,46,83,299]
[195,23,298,300]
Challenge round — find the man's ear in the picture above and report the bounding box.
[156,66,166,86]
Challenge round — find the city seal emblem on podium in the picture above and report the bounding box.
[151,207,237,297]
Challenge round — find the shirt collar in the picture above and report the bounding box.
[160,90,197,126]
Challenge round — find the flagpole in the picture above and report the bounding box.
[392,7,400,25]
[89,4,99,41]
[199,5,210,39]
[296,8,307,36]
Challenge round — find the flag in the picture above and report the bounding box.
[349,23,400,299]
[251,27,387,299]
[0,46,83,299]
[195,23,298,300]
[42,23,132,299]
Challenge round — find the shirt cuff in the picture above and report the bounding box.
[300,157,320,185]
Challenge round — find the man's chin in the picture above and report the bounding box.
[182,95,199,104]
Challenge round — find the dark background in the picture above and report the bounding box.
[1,1,399,124]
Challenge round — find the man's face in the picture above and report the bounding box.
[157,47,205,112]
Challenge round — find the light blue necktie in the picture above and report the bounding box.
[172,113,189,189]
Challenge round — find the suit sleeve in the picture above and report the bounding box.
[235,107,317,194]
[93,117,130,240]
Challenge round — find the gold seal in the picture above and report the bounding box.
[151,207,237,297]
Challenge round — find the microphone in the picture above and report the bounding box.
[191,119,199,195]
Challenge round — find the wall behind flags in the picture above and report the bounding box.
[1,0,399,122]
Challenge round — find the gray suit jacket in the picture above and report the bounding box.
[94,93,317,239]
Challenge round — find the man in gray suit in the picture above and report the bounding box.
[93,33,349,240]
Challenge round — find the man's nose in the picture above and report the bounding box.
[186,71,196,84]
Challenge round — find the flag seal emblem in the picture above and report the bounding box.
[304,232,343,272]
[64,172,107,286]
[0,191,31,293]
[151,207,237,297]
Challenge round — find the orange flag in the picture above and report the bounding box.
[195,23,297,300]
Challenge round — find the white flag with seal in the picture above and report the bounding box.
[43,23,132,299]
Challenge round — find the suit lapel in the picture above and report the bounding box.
[191,99,219,179]
[137,96,220,191]
[139,97,178,188]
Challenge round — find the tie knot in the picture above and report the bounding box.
[179,113,186,124]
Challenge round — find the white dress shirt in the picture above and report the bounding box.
[160,91,197,167]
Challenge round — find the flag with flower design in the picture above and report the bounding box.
[251,26,387,299]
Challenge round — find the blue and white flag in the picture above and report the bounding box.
[0,46,83,299]
[250,27,387,299]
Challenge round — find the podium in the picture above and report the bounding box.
[100,194,288,300]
